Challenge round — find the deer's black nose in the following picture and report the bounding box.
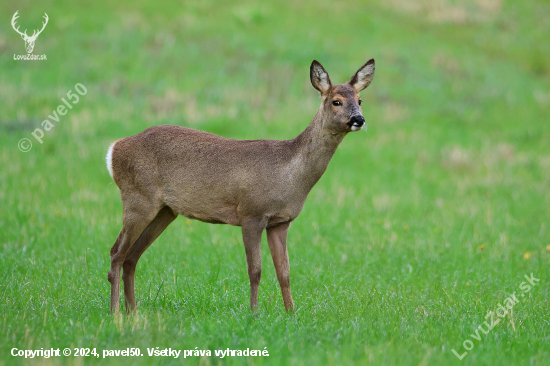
[347,115,365,127]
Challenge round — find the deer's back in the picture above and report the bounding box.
[109,125,308,226]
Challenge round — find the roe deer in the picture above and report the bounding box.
[106,59,375,314]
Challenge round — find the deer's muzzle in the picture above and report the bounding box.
[347,115,365,131]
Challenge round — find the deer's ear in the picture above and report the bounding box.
[348,59,375,92]
[310,60,332,95]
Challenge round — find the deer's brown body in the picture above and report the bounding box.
[107,59,375,314]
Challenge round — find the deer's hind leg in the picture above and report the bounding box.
[108,197,162,314]
[122,206,177,313]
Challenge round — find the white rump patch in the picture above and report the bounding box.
[106,142,116,179]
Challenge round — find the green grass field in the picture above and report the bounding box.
[1,0,549,364]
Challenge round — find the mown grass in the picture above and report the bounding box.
[0,0,549,365]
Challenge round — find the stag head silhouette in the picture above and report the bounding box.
[11,11,49,54]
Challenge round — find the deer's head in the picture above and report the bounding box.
[11,11,49,54]
[310,59,375,134]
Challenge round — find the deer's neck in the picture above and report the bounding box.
[291,109,346,190]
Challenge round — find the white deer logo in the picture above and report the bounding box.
[11,11,49,54]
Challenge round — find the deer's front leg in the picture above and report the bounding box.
[241,218,266,311]
[266,222,294,312]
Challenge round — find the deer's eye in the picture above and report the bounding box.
[332,101,341,106]
[358,100,362,106]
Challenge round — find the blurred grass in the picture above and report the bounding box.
[0,0,549,365]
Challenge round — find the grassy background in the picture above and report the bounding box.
[1,0,549,364]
